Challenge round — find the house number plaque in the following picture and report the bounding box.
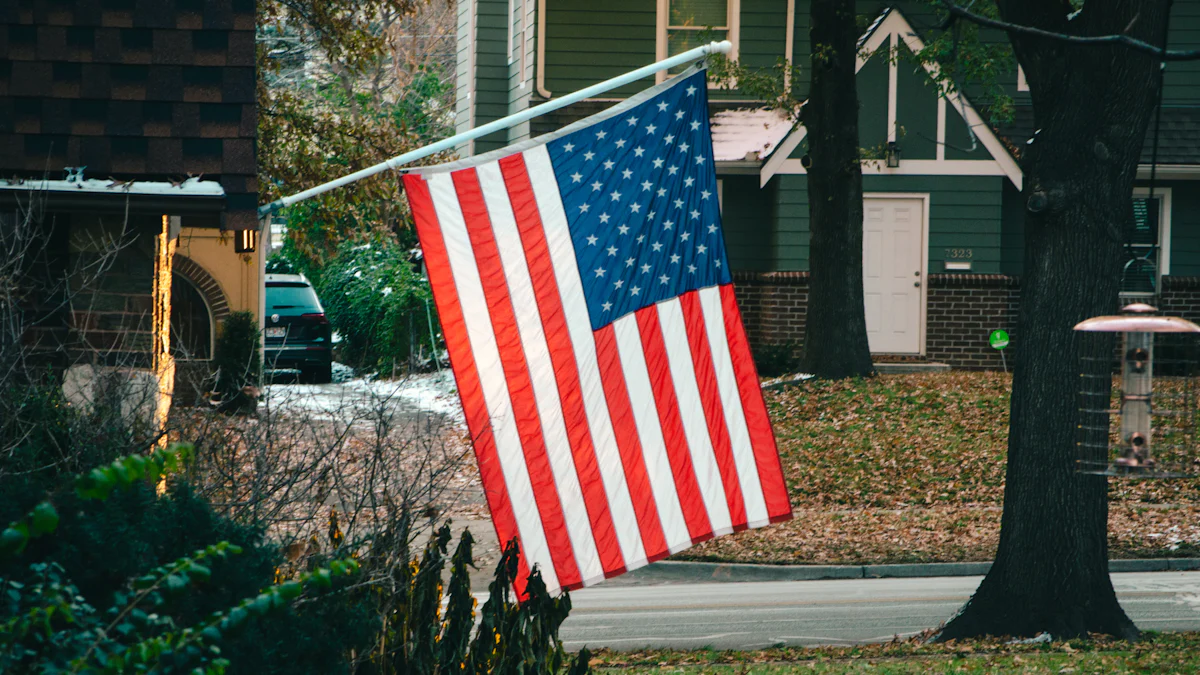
[944,248,973,259]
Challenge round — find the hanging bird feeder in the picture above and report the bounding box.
[1075,303,1200,477]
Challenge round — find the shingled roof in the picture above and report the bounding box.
[0,0,257,229]
[996,105,1200,166]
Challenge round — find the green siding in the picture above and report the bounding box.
[773,175,810,271]
[943,106,994,161]
[1165,182,1200,276]
[1000,179,1024,275]
[999,180,1200,279]
[722,175,777,271]
[1167,2,1200,104]
[473,0,513,153]
[895,45,937,160]
[544,1,657,97]
[526,0,1199,117]
[857,51,888,152]
[770,174,1006,274]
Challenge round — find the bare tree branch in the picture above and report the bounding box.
[938,1,1200,61]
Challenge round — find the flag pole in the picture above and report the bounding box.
[258,41,733,218]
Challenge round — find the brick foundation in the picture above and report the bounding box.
[733,273,1200,371]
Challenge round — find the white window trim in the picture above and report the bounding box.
[1129,187,1172,295]
[1017,65,1029,92]
[656,0,740,85]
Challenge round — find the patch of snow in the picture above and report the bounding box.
[1008,632,1052,645]
[710,108,794,163]
[263,370,464,427]
[382,287,393,296]
[331,361,355,383]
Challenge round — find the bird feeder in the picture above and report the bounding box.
[1074,303,1200,478]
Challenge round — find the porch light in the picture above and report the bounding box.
[235,229,258,253]
[885,141,901,168]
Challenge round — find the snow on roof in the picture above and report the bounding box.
[0,174,225,198]
[710,108,796,164]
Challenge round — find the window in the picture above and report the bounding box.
[1122,188,1172,296]
[657,0,739,83]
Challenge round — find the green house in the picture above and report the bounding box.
[454,0,1200,368]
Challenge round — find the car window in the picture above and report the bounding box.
[266,283,322,311]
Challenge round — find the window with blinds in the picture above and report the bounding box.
[1122,195,1164,296]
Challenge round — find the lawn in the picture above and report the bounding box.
[679,372,1200,565]
[591,631,1200,674]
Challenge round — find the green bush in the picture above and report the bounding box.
[212,311,261,412]
[354,518,590,675]
[0,445,368,674]
[317,240,435,375]
[752,341,802,377]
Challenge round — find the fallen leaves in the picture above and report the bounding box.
[680,372,1200,564]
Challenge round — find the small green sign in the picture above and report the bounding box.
[990,329,1010,350]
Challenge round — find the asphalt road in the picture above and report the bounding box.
[559,572,1200,651]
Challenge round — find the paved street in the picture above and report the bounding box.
[559,572,1200,651]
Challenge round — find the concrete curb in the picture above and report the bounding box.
[603,558,1200,586]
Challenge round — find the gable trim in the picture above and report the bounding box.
[760,8,1024,191]
[776,158,1011,178]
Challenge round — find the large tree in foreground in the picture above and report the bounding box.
[798,0,875,380]
[937,0,1170,640]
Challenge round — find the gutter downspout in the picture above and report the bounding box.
[536,0,551,98]
[785,0,795,91]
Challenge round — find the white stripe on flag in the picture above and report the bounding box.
[611,312,693,553]
[698,286,769,527]
[475,161,605,585]
[523,146,649,570]
[425,173,561,593]
[656,298,734,535]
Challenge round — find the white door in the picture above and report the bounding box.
[862,197,925,354]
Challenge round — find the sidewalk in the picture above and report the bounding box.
[603,557,1200,586]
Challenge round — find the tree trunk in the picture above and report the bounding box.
[939,0,1168,641]
[799,0,874,380]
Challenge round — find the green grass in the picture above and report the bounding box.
[591,631,1200,673]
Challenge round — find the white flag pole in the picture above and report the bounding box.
[258,41,733,218]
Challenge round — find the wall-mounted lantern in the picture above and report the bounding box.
[1075,303,1200,477]
[885,141,901,168]
[234,229,258,253]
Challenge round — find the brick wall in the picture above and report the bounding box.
[733,272,1200,371]
[733,272,1021,370]
[925,275,1020,370]
[65,213,159,368]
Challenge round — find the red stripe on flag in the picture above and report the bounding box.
[451,168,585,590]
[719,284,793,522]
[634,307,714,544]
[402,174,534,595]
[497,154,627,578]
[592,325,671,562]
[678,291,748,531]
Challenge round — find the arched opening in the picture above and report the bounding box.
[171,273,212,360]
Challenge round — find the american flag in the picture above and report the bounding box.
[402,67,791,596]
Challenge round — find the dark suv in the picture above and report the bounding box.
[263,274,332,383]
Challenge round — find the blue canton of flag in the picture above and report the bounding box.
[547,70,731,330]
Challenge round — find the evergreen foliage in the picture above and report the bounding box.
[357,518,590,675]
[316,239,435,374]
[0,445,368,674]
[212,311,261,412]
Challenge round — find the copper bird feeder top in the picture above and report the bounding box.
[1074,304,1200,334]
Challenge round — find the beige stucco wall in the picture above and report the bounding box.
[174,227,262,323]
